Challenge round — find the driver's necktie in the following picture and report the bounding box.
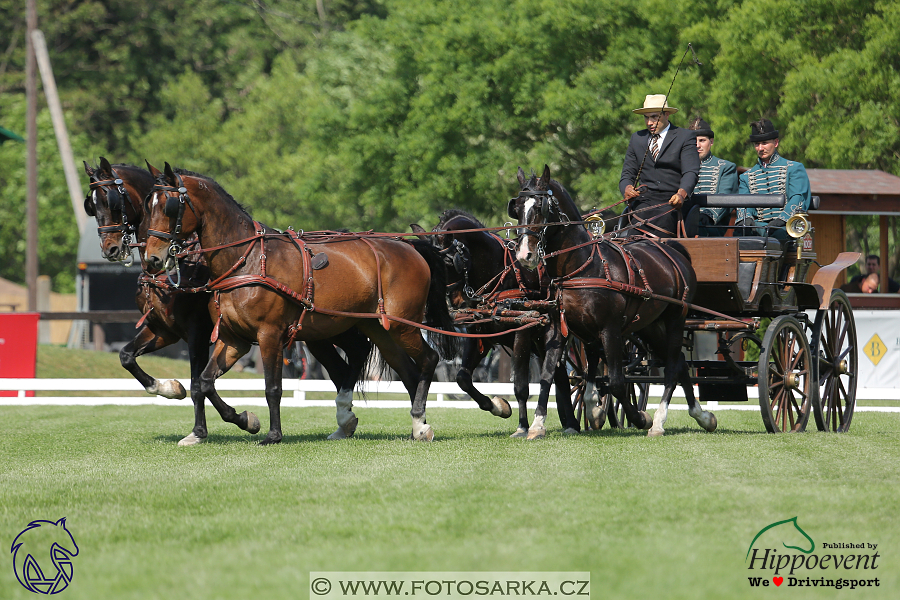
[650,134,660,160]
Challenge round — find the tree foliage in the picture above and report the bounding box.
[1,0,899,291]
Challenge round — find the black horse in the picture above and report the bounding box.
[413,209,579,437]
[83,158,373,444]
[508,166,717,436]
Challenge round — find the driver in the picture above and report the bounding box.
[619,94,700,238]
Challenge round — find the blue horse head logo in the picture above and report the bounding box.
[746,516,815,561]
[11,518,79,594]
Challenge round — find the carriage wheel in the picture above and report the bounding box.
[811,289,857,433]
[757,315,813,433]
[566,339,590,430]
[613,381,651,429]
[611,339,650,429]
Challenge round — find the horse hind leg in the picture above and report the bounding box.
[681,354,717,432]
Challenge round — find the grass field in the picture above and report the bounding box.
[1,399,898,599]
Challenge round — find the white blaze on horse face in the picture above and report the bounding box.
[151,192,159,209]
[516,198,540,267]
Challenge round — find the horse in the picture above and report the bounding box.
[508,165,717,437]
[141,162,455,444]
[412,209,580,437]
[83,158,373,444]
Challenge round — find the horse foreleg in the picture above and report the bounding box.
[511,334,532,438]
[121,325,186,399]
[180,321,260,446]
[527,327,568,439]
[192,334,254,446]
[456,338,511,418]
[257,333,286,445]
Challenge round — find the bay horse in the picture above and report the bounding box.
[412,209,579,437]
[83,158,373,444]
[142,163,455,444]
[508,166,717,437]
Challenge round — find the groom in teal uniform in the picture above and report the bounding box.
[736,119,811,240]
[688,117,738,236]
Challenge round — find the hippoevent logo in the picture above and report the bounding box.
[745,517,880,590]
[10,518,79,594]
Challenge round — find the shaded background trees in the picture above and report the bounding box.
[1,0,898,292]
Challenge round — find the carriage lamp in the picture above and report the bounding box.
[584,214,606,237]
[785,213,810,260]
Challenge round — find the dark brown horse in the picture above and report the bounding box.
[83,158,372,444]
[142,163,455,444]
[413,209,579,437]
[508,166,717,436]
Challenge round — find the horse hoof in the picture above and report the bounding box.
[259,435,282,446]
[647,428,665,438]
[562,427,579,436]
[412,424,435,442]
[177,432,205,446]
[328,416,358,440]
[639,411,653,430]
[490,396,513,419]
[705,413,718,433]
[526,427,546,440]
[241,411,261,434]
[151,379,187,399]
[510,427,528,439]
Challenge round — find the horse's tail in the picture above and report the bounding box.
[409,240,459,360]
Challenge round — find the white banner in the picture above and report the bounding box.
[853,310,900,388]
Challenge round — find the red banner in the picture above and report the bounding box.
[0,313,39,396]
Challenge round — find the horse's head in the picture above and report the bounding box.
[507,164,567,270]
[143,162,202,274]
[83,157,147,263]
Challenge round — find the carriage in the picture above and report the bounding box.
[564,192,859,434]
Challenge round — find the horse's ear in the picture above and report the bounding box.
[539,164,552,190]
[409,224,429,241]
[83,161,94,177]
[517,167,527,187]
[145,160,162,178]
[99,156,112,174]
[164,162,177,185]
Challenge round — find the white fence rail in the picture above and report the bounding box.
[1,378,898,410]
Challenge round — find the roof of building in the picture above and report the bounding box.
[807,169,900,197]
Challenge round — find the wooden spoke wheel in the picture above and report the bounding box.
[611,338,650,429]
[566,339,591,430]
[758,315,813,433]
[811,289,858,433]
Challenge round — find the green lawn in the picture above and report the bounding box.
[1,405,897,599]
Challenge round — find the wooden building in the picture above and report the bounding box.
[806,169,900,308]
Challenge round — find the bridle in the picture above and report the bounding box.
[88,168,138,266]
[147,172,199,287]
[508,187,567,263]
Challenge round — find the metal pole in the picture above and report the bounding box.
[26,0,39,312]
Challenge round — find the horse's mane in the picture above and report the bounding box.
[173,167,252,216]
[434,208,485,231]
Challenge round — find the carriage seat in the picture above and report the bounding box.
[684,194,785,238]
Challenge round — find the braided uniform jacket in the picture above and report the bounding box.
[695,154,738,223]
[736,152,811,223]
